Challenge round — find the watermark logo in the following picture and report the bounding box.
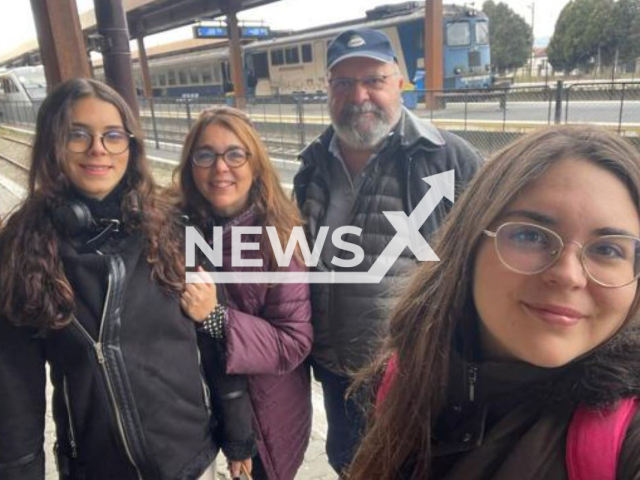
[186,170,454,283]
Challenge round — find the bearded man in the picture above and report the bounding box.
[293,28,482,475]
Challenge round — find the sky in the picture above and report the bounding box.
[0,0,569,57]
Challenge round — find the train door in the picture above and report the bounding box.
[221,61,233,93]
[311,40,326,92]
[246,51,270,95]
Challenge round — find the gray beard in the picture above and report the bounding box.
[331,101,400,149]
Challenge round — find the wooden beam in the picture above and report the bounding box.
[424,0,443,107]
[30,0,92,89]
[225,3,247,107]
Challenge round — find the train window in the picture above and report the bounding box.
[285,47,300,64]
[302,44,313,63]
[447,21,470,46]
[151,75,158,87]
[167,70,177,86]
[4,78,18,93]
[270,49,284,66]
[189,68,200,84]
[201,66,213,84]
[178,70,188,85]
[475,21,489,45]
[212,64,222,83]
[252,52,269,78]
[159,73,167,86]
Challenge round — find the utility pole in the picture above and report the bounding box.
[529,2,535,79]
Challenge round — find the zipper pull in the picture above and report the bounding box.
[95,342,105,364]
[468,363,478,402]
[70,439,78,458]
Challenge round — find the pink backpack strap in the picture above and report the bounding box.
[566,397,639,480]
[376,353,398,408]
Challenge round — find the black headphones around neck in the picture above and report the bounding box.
[53,200,121,250]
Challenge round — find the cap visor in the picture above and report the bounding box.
[328,52,396,70]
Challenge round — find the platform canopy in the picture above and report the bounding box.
[1,0,280,66]
[88,0,280,38]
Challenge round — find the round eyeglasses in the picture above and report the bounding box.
[66,129,134,155]
[191,147,250,169]
[483,222,640,288]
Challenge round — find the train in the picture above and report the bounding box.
[125,1,492,97]
[0,2,492,108]
[0,66,47,104]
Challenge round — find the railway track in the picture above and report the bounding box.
[0,150,28,172]
[0,134,33,148]
[0,129,297,190]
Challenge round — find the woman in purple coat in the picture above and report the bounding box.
[174,107,313,480]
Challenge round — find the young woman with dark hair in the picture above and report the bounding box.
[174,107,313,480]
[349,125,640,480]
[0,79,218,479]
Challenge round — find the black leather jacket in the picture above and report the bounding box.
[0,229,217,479]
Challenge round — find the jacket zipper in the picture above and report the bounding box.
[468,363,478,402]
[196,349,212,413]
[62,376,78,459]
[71,274,143,480]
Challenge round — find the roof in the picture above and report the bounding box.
[0,0,280,66]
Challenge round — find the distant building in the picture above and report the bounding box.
[514,46,554,79]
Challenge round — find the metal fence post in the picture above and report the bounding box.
[149,97,160,150]
[554,80,563,124]
[186,99,193,129]
[464,90,468,131]
[618,83,626,133]
[502,89,507,131]
[296,96,305,151]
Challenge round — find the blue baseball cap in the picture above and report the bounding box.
[326,28,397,70]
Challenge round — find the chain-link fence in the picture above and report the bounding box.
[406,85,554,157]
[0,99,41,129]
[563,81,640,133]
[139,95,331,161]
[2,81,638,161]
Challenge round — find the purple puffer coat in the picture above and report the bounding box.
[215,206,313,480]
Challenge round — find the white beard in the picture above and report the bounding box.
[331,101,401,149]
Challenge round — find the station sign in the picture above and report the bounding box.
[193,25,271,39]
[241,26,270,38]
[193,26,228,38]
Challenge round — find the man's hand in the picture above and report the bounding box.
[228,457,253,479]
[181,266,217,322]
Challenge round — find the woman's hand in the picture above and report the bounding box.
[228,458,252,479]
[181,266,217,322]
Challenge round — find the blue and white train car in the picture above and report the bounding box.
[107,2,491,98]
[244,2,492,94]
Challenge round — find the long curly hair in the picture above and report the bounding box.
[0,78,185,331]
[172,106,303,268]
[348,125,640,480]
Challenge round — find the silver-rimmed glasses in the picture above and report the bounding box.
[191,147,250,169]
[483,222,640,288]
[327,74,397,95]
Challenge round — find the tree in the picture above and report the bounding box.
[547,0,640,72]
[482,1,533,74]
[610,0,640,65]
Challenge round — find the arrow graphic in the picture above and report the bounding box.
[186,170,454,284]
[367,170,455,279]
